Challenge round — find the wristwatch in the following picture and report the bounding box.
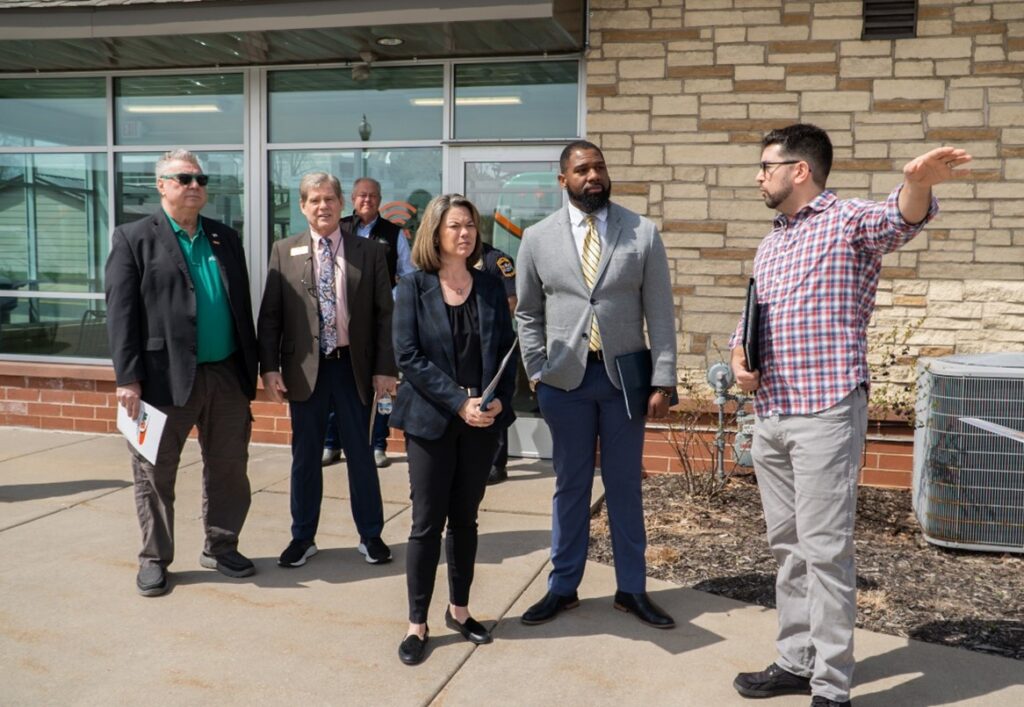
[654,386,675,398]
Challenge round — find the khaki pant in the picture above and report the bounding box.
[131,360,252,568]
[752,388,867,703]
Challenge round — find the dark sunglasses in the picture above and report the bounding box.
[160,173,210,187]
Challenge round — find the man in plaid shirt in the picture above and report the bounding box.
[729,124,971,707]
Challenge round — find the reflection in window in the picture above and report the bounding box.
[0,296,108,358]
[0,77,106,147]
[269,149,441,243]
[454,61,578,140]
[0,153,108,293]
[115,74,244,146]
[115,152,245,236]
[268,66,443,143]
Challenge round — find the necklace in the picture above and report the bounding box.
[442,271,471,296]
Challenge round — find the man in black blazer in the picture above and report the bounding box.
[258,172,398,569]
[106,149,259,597]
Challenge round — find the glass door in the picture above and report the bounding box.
[448,146,564,459]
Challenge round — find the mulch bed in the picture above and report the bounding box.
[588,472,1024,660]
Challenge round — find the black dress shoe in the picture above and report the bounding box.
[398,628,429,666]
[445,608,493,644]
[613,591,675,629]
[521,591,580,625]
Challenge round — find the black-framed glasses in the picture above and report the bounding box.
[160,173,210,187]
[758,160,801,176]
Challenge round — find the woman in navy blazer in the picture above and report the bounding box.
[390,194,516,665]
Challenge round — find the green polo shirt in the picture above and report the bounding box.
[166,212,236,364]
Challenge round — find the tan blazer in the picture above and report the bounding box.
[257,226,397,405]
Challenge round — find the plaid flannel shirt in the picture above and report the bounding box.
[730,185,938,417]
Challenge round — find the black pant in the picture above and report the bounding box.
[405,419,498,623]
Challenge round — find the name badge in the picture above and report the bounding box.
[290,245,309,256]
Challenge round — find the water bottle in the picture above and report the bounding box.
[377,393,393,415]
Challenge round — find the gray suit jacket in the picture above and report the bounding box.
[515,202,677,391]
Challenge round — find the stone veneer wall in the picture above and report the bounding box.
[586,0,1024,388]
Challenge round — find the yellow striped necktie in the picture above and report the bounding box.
[582,215,602,352]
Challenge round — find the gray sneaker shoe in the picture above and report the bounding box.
[136,564,168,597]
[199,549,256,578]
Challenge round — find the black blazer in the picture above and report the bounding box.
[105,212,258,407]
[390,269,516,440]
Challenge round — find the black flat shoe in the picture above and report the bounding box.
[521,591,580,625]
[398,627,429,666]
[613,591,675,629]
[445,608,493,645]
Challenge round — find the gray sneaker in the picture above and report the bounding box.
[136,564,168,597]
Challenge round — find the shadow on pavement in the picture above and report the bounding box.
[494,585,730,657]
[170,528,554,590]
[0,479,131,502]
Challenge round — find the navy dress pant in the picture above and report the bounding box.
[288,350,384,542]
[536,359,647,595]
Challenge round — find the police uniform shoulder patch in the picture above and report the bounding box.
[496,256,515,277]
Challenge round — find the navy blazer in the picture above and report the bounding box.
[390,269,516,441]
[105,212,258,407]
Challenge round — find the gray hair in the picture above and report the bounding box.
[352,177,381,195]
[299,171,343,203]
[154,149,202,180]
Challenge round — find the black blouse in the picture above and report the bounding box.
[445,292,482,391]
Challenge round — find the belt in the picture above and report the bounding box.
[321,346,349,360]
[586,350,604,363]
[460,386,482,398]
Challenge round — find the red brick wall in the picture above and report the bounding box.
[0,362,912,488]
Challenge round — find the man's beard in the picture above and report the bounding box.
[763,181,792,210]
[568,182,612,212]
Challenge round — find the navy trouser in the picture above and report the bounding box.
[536,359,647,594]
[288,350,384,542]
[325,408,390,452]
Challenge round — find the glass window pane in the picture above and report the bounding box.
[0,153,108,294]
[0,77,106,147]
[0,296,108,358]
[463,161,561,257]
[115,74,244,145]
[269,148,441,244]
[454,61,579,140]
[268,66,443,143]
[116,152,244,236]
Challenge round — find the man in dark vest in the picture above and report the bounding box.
[321,177,414,469]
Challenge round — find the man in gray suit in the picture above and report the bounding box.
[515,140,677,628]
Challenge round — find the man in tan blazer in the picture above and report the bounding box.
[258,172,398,568]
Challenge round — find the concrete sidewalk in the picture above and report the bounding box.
[1,428,1020,706]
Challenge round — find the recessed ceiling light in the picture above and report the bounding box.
[376,37,403,47]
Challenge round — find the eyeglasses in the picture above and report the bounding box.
[160,173,210,187]
[352,193,381,200]
[758,160,801,176]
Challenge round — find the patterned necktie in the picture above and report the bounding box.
[317,237,337,353]
[581,215,602,352]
